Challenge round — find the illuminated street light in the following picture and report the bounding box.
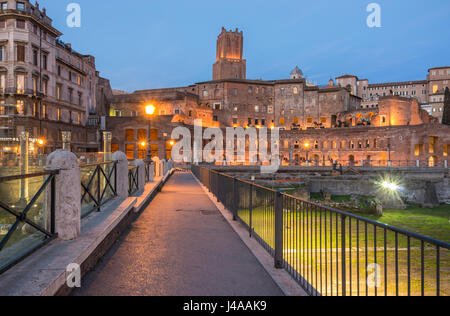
[37,138,45,146]
[140,141,147,148]
[169,140,175,147]
[145,104,156,116]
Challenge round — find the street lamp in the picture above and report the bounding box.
[304,142,310,163]
[145,104,156,161]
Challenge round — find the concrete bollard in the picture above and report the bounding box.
[112,151,129,199]
[130,159,145,191]
[46,150,81,241]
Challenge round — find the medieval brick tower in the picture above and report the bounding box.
[212,27,246,80]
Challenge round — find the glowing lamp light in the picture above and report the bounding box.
[37,139,45,146]
[140,141,147,147]
[169,140,175,146]
[145,105,156,115]
[382,181,400,191]
[304,142,310,149]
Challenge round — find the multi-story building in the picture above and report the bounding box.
[0,0,110,158]
[336,66,450,122]
[106,27,450,167]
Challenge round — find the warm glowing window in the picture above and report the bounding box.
[57,108,61,120]
[433,85,438,94]
[429,137,436,154]
[444,144,449,157]
[125,129,135,141]
[125,144,135,160]
[150,129,158,141]
[16,74,25,93]
[111,144,119,153]
[415,144,423,156]
[293,117,299,124]
[307,117,313,124]
[293,87,299,94]
[321,117,327,123]
[279,117,285,125]
[16,100,24,115]
[137,129,146,141]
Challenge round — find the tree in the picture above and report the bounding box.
[443,87,450,125]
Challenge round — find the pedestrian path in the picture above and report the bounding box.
[72,172,284,296]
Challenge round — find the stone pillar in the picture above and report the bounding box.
[289,146,293,166]
[103,131,112,162]
[416,160,420,167]
[46,150,81,241]
[445,160,448,168]
[147,162,155,182]
[361,160,364,167]
[130,159,145,191]
[61,131,71,151]
[19,131,29,202]
[112,151,129,199]
[161,159,166,176]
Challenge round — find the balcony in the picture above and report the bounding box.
[1,88,45,98]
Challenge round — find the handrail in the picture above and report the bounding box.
[80,161,116,169]
[0,170,59,183]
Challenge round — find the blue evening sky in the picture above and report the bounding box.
[42,0,450,91]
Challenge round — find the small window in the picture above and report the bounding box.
[17,2,25,11]
[0,19,5,28]
[16,19,25,29]
[17,45,25,62]
[213,115,218,122]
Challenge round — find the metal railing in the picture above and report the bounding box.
[192,165,450,296]
[128,166,139,196]
[80,161,118,218]
[0,171,58,274]
[144,161,154,183]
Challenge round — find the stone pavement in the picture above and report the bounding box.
[72,172,284,296]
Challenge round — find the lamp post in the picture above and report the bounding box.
[145,104,155,161]
[304,142,310,165]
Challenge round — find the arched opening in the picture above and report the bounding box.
[349,155,355,166]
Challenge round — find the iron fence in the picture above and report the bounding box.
[192,165,450,296]
[0,171,58,274]
[144,161,154,183]
[80,161,118,218]
[128,166,139,196]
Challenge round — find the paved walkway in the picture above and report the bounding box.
[72,172,283,296]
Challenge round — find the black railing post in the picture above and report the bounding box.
[274,191,283,269]
[341,214,347,296]
[232,177,238,221]
[249,183,253,237]
[97,166,101,211]
[114,161,117,194]
[50,174,56,235]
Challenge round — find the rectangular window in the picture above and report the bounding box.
[42,79,47,95]
[0,73,5,92]
[444,144,449,157]
[57,65,61,76]
[429,137,436,154]
[42,54,47,70]
[42,104,47,119]
[125,129,135,141]
[32,76,37,94]
[232,118,237,125]
[0,45,5,61]
[233,88,237,96]
[17,45,25,62]
[213,115,218,122]
[16,2,25,11]
[16,19,25,29]
[57,108,61,120]
[0,3,7,10]
[415,144,423,156]
[268,106,273,114]
[16,74,25,93]
[125,144,135,160]
[16,100,24,115]
[33,49,38,66]
[56,85,62,100]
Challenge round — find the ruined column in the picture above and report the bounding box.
[46,150,81,240]
[61,131,72,151]
[103,131,112,162]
